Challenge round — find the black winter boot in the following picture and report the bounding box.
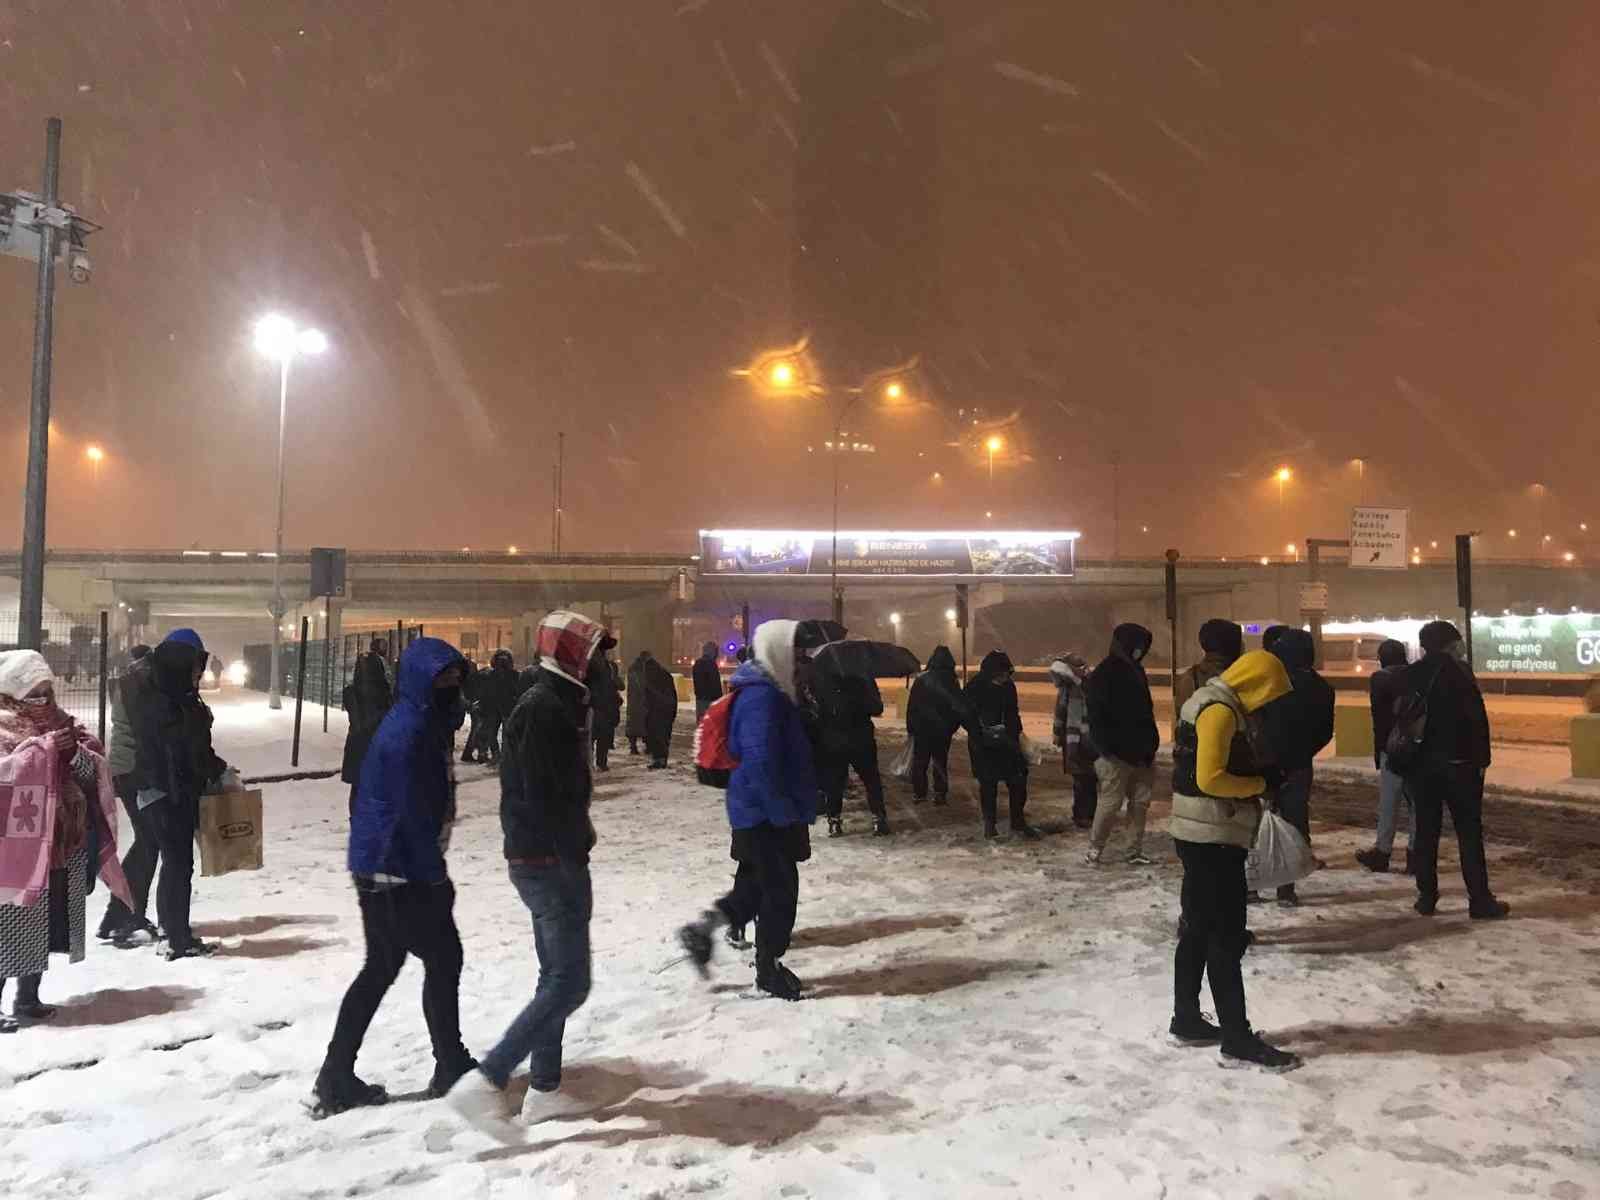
[1169,1013,1223,1046]
[312,1068,390,1117]
[1220,1031,1302,1072]
[1355,848,1390,873]
[755,955,804,1001]
[427,1051,480,1099]
[13,974,55,1021]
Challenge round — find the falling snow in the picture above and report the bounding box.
[993,61,1079,98]
[625,161,688,240]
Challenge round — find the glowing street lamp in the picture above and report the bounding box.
[84,443,103,483]
[883,380,905,402]
[253,313,328,711]
[945,608,958,622]
[986,434,1004,484]
[768,359,796,390]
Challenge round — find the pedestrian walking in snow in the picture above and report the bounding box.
[0,651,131,1033]
[964,650,1038,840]
[1049,651,1098,829]
[817,664,889,837]
[459,659,487,764]
[588,652,623,772]
[312,637,477,1117]
[476,650,522,766]
[1402,621,1509,920]
[1174,619,1244,711]
[693,642,724,723]
[1169,649,1302,1071]
[340,639,393,817]
[906,646,965,807]
[96,645,162,946]
[677,620,818,1001]
[641,654,679,768]
[132,630,229,961]
[1084,624,1159,865]
[625,651,649,755]
[449,612,611,1130]
[1356,639,1416,875]
[1259,627,1334,906]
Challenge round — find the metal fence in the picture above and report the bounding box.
[244,621,423,710]
[0,607,111,738]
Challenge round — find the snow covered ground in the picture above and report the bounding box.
[4,722,1599,1199]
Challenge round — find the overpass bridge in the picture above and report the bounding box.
[3,548,1594,668]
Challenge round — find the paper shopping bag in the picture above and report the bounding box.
[198,788,264,877]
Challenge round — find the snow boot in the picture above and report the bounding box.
[1126,849,1154,866]
[826,817,844,838]
[13,976,55,1022]
[1012,822,1042,841]
[166,939,217,961]
[755,955,804,1002]
[1276,885,1300,907]
[114,918,160,950]
[1220,1031,1302,1073]
[984,819,999,840]
[427,1051,480,1099]
[311,1069,390,1117]
[1414,893,1438,916]
[873,816,891,837]
[1169,1013,1223,1046]
[1355,848,1390,873]
[677,909,725,978]
[1469,898,1511,921]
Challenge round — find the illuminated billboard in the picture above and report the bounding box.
[698,530,1079,578]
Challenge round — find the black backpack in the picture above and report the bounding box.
[1385,664,1443,777]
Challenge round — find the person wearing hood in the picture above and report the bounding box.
[449,613,613,1129]
[1357,639,1417,875]
[1168,650,1301,1071]
[474,649,522,767]
[0,651,131,1032]
[1402,621,1508,920]
[1085,624,1159,865]
[133,629,229,961]
[816,658,889,837]
[625,651,651,755]
[906,646,966,807]
[1174,620,1244,711]
[97,644,162,946]
[641,653,680,769]
[693,642,724,723]
[676,620,819,1001]
[341,639,394,817]
[963,650,1038,839]
[587,650,624,772]
[314,636,477,1117]
[1050,652,1098,829]
[1259,627,1334,906]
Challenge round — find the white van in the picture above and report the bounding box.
[1319,632,1390,675]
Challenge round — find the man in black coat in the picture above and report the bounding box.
[587,654,623,771]
[133,629,229,961]
[625,652,650,755]
[1084,623,1158,865]
[692,642,724,723]
[475,650,522,766]
[963,649,1037,840]
[450,613,608,1127]
[1260,627,1335,905]
[1403,621,1508,919]
[341,639,394,815]
[906,645,965,806]
[817,669,889,837]
[641,655,680,768]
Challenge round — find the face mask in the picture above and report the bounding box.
[434,686,462,712]
[19,695,50,707]
[1448,641,1469,663]
[1132,647,1147,662]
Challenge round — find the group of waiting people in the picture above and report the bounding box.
[2,629,228,1030]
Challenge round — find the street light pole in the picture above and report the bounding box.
[18,119,62,650]
[269,351,290,710]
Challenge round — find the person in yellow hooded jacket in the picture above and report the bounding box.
[1168,650,1303,1072]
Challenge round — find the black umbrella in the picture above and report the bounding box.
[810,639,921,680]
[794,619,848,651]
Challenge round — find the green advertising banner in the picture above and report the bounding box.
[1472,613,1600,675]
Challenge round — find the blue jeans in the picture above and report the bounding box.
[1374,753,1415,855]
[480,861,593,1091]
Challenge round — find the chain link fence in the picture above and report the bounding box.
[0,608,112,737]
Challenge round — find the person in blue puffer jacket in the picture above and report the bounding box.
[313,636,477,1117]
[677,619,818,1001]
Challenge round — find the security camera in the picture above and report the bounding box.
[68,251,91,284]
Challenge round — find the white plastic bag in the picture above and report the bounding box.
[888,740,914,781]
[1018,732,1046,768]
[1245,810,1315,892]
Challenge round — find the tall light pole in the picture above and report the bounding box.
[3,118,99,649]
[253,314,327,710]
[1275,465,1292,546]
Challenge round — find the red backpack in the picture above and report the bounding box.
[694,690,739,788]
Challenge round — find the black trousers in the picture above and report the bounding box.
[822,744,885,819]
[717,824,800,961]
[1411,764,1493,906]
[978,773,1028,827]
[1270,767,1313,898]
[324,880,468,1076]
[1071,771,1099,825]
[910,733,952,801]
[155,792,200,952]
[99,774,159,935]
[1174,840,1250,1038]
[479,715,503,762]
[645,730,671,764]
